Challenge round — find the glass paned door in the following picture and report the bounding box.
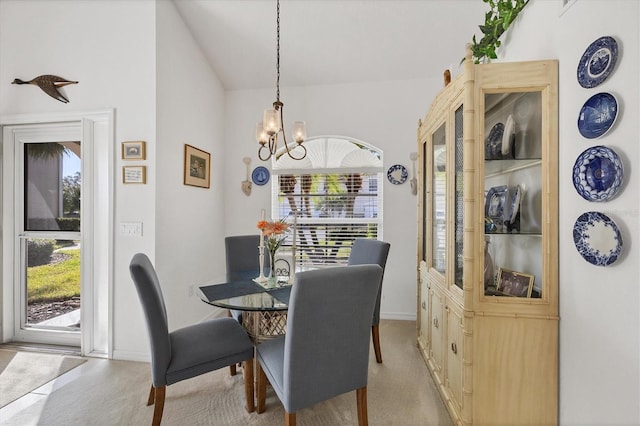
[20,141,81,333]
[432,124,446,273]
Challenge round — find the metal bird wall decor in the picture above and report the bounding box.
[12,75,78,103]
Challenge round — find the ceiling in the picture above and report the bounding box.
[172,0,487,91]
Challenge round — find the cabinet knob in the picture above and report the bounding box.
[451,342,457,354]
[422,301,426,310]
[433,318,439,328]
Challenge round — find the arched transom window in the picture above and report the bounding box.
[271,136,383,268]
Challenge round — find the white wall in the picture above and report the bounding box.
[0,0,157,359]
[155,1,229,328]
[497,1,640,424]
[224,78,442,319]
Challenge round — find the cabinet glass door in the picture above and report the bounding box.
[432,124,446,273]
[454,105,464,289]
[483,91,543,298]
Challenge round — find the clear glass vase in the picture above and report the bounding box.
[267,249,278,287]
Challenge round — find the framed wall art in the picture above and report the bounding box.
[122,141,146,160]
[123,166,146,184]
[184,144,211,188]
[496,268,534,297]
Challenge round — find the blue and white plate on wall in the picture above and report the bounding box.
[387,164,408,185]
[572,145,623,202]
[577,36,618,89]
[577,92,618,139]
[573,211,623,266]
[252,166,270,186]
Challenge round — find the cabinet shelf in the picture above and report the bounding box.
[485,158,541,178]
[485,231,542,237]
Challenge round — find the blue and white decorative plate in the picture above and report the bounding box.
[577,36,618,89]
[251,166,270,186]
[577,92,618,139]
[573,211,623,266]
[485,185,510,224]
[572,145,623,202]
[485,122,504,160]
[387,164,408,185]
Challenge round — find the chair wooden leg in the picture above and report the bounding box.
[151,386,166,426]
[147,384,155,406]
[256,362,267,414]
[285,411,296,426]
[243,359,255,413]
[226,310,238,376]
[356,386,368,426]
[372,324,382,363]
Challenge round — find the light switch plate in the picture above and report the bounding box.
[120,222,142,236]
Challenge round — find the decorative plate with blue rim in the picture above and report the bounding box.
[387,164,408,185]
[573,211,623,266]
[572,145,623,202]
[485,185,510,224]
[577,36,618,89]
[251,166,270,186]
[485,122,504,160]
[577,92,618,139]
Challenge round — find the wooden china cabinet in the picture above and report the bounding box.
[416,46,558,425]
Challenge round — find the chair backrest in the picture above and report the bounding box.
[129,253,171,387]
[225,235,268,281]
[347,238,391,325]
[283,264,383,412]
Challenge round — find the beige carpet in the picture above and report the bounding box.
[0,349,86,408]
[1,321,453,425]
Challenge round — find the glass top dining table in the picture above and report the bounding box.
[198,278,291,312]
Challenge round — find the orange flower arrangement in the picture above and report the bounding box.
[257,218,290,261]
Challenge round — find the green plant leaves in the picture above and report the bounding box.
[471,0,529,64]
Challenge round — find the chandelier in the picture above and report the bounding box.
[255,0,307,161]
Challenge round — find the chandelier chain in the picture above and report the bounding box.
[276,0,280,103]
[256,0,307,161]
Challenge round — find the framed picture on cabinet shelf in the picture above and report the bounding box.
[496,268,534,298]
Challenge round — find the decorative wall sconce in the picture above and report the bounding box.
[242,157,252,196]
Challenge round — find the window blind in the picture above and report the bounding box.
[271,172,382,268]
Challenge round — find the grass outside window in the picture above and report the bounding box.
[27,247,80,303]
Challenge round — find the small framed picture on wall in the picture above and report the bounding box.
[123,166,146,184]
[184,144,211,188]
[122,141,146,160]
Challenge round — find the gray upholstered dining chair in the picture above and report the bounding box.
[225,235,265,283]
[224,235,267,375]
[129,253,255,426]
[347,238,391,364]
[255,265,383,426]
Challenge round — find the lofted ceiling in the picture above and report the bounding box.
[172,0,488,91]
